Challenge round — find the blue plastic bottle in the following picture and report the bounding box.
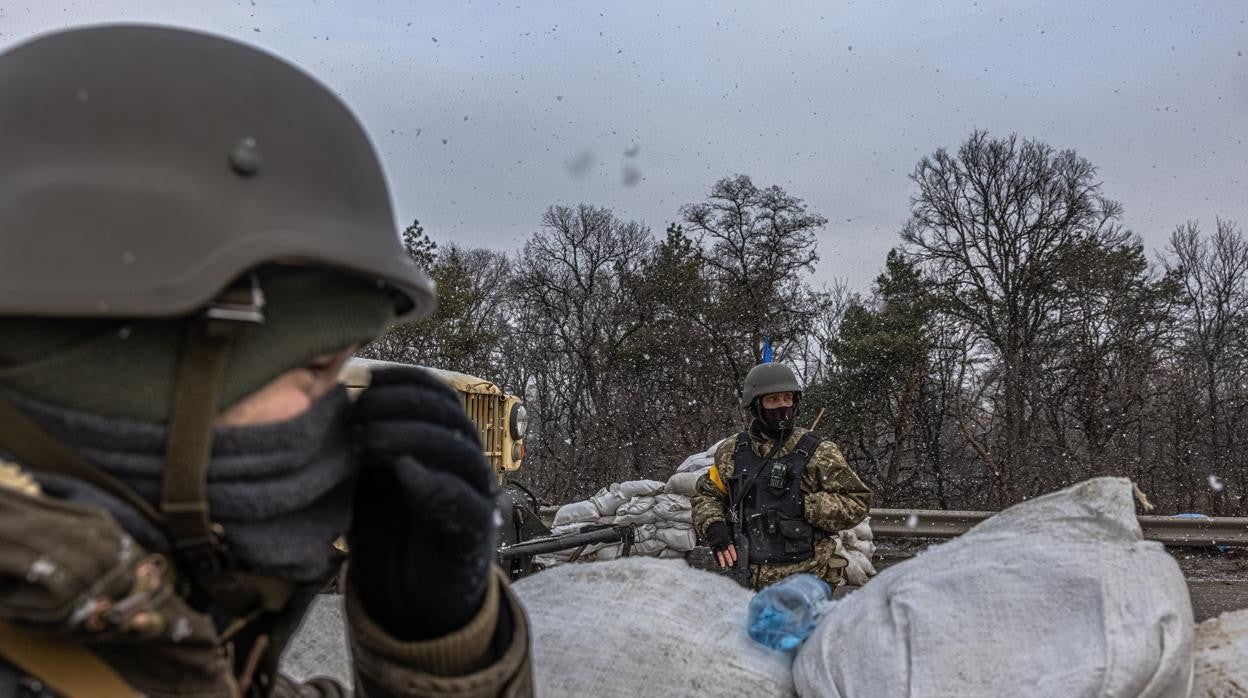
[746,574,834,651]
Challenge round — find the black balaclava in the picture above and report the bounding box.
[752,394,800,439]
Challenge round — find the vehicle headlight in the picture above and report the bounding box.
[509,404,529,439]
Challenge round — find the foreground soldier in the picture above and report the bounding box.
[0,26,530,696]
[691,363,871,590]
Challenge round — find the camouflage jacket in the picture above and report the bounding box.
[690,427,871,589]
[0,462,533,698]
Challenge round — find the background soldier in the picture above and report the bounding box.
[691,363,872,590]
[0,26,531,696]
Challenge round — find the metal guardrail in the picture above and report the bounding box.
[869,509,1248,547]
[539,506,1248,547]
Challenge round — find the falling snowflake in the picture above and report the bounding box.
[1208,474,1225,492]
[905,514,919,529]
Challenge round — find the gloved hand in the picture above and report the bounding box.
[705,521,737,569]
[347,366,498,641]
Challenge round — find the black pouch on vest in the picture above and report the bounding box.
[779,519,815,555]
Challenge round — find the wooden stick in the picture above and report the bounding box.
[809,407,827,431]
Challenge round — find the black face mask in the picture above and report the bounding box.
[754,403,797,439]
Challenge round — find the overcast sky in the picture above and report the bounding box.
[2,1,1246,291]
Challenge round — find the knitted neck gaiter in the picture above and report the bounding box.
[10,385,357,583]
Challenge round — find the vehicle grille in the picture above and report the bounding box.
[463,392,505,470]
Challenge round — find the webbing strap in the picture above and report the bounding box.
[793,431,821,462]
[161,320,235,546]
[0,398,165,528]
[0,620,136,698]
[162,273,264,550]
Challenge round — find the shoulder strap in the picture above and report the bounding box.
[734,431,751,453]
[792,431,822,463]
[0,619,137,698]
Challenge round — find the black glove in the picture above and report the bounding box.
[705,520,734,553]
[347,367,499,641]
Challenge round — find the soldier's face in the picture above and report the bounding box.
[760,392,795,410]
[214,344,358,427]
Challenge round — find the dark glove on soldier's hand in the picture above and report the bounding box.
[705,521,734,553]
[347,367,498,641]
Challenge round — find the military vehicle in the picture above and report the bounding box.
[339,357,528,481]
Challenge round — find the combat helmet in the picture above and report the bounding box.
[0,25,433,617]
[740,362,803,409]
[0,24,434,320]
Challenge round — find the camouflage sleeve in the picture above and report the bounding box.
[801,440,872,534]
[690,439,736,539]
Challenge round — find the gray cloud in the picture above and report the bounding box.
[2,0,1245,290]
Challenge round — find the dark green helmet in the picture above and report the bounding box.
[0,25,434,320]
[740,362,802,409]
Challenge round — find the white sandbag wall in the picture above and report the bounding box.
[541,478,699,564]
[539,442,877,585]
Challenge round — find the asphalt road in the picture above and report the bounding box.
[1186,580,1247,622]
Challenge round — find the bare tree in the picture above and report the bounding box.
[509,204,653,501]
[1164,219,1248,513]
[681,174,827,387]
[901,130,1125,504]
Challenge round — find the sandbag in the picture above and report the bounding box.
[837,526,876,560]
[850,517,873,542]
[661,509,693,525]
[632,523,657,542]
[617,496,656,515]
[513,557,795,697]
[553,501,600,527]
[666,469,707,497]
[849,536,875,558]
[633,538,666,555]
[652,494,694,525]
[618,479,666,499]
[675,438,725,473]
[614,496,659,525]
[614,511,659,526]
[1191,608,1248,697]
[596,543,623,561]
[590,486,628,517]
[656,526,698,551]
[795,477,1194,698]
[837,545,875,586]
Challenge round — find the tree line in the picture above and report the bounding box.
[362,130,1248,514]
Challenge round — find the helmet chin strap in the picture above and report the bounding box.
[161,274,264,564]
[161,275,298,624]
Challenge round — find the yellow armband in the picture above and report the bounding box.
[709,464,728,495]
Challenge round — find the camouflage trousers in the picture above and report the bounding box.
[748,537,847,590]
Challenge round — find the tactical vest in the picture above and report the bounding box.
[729,430,822,565]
